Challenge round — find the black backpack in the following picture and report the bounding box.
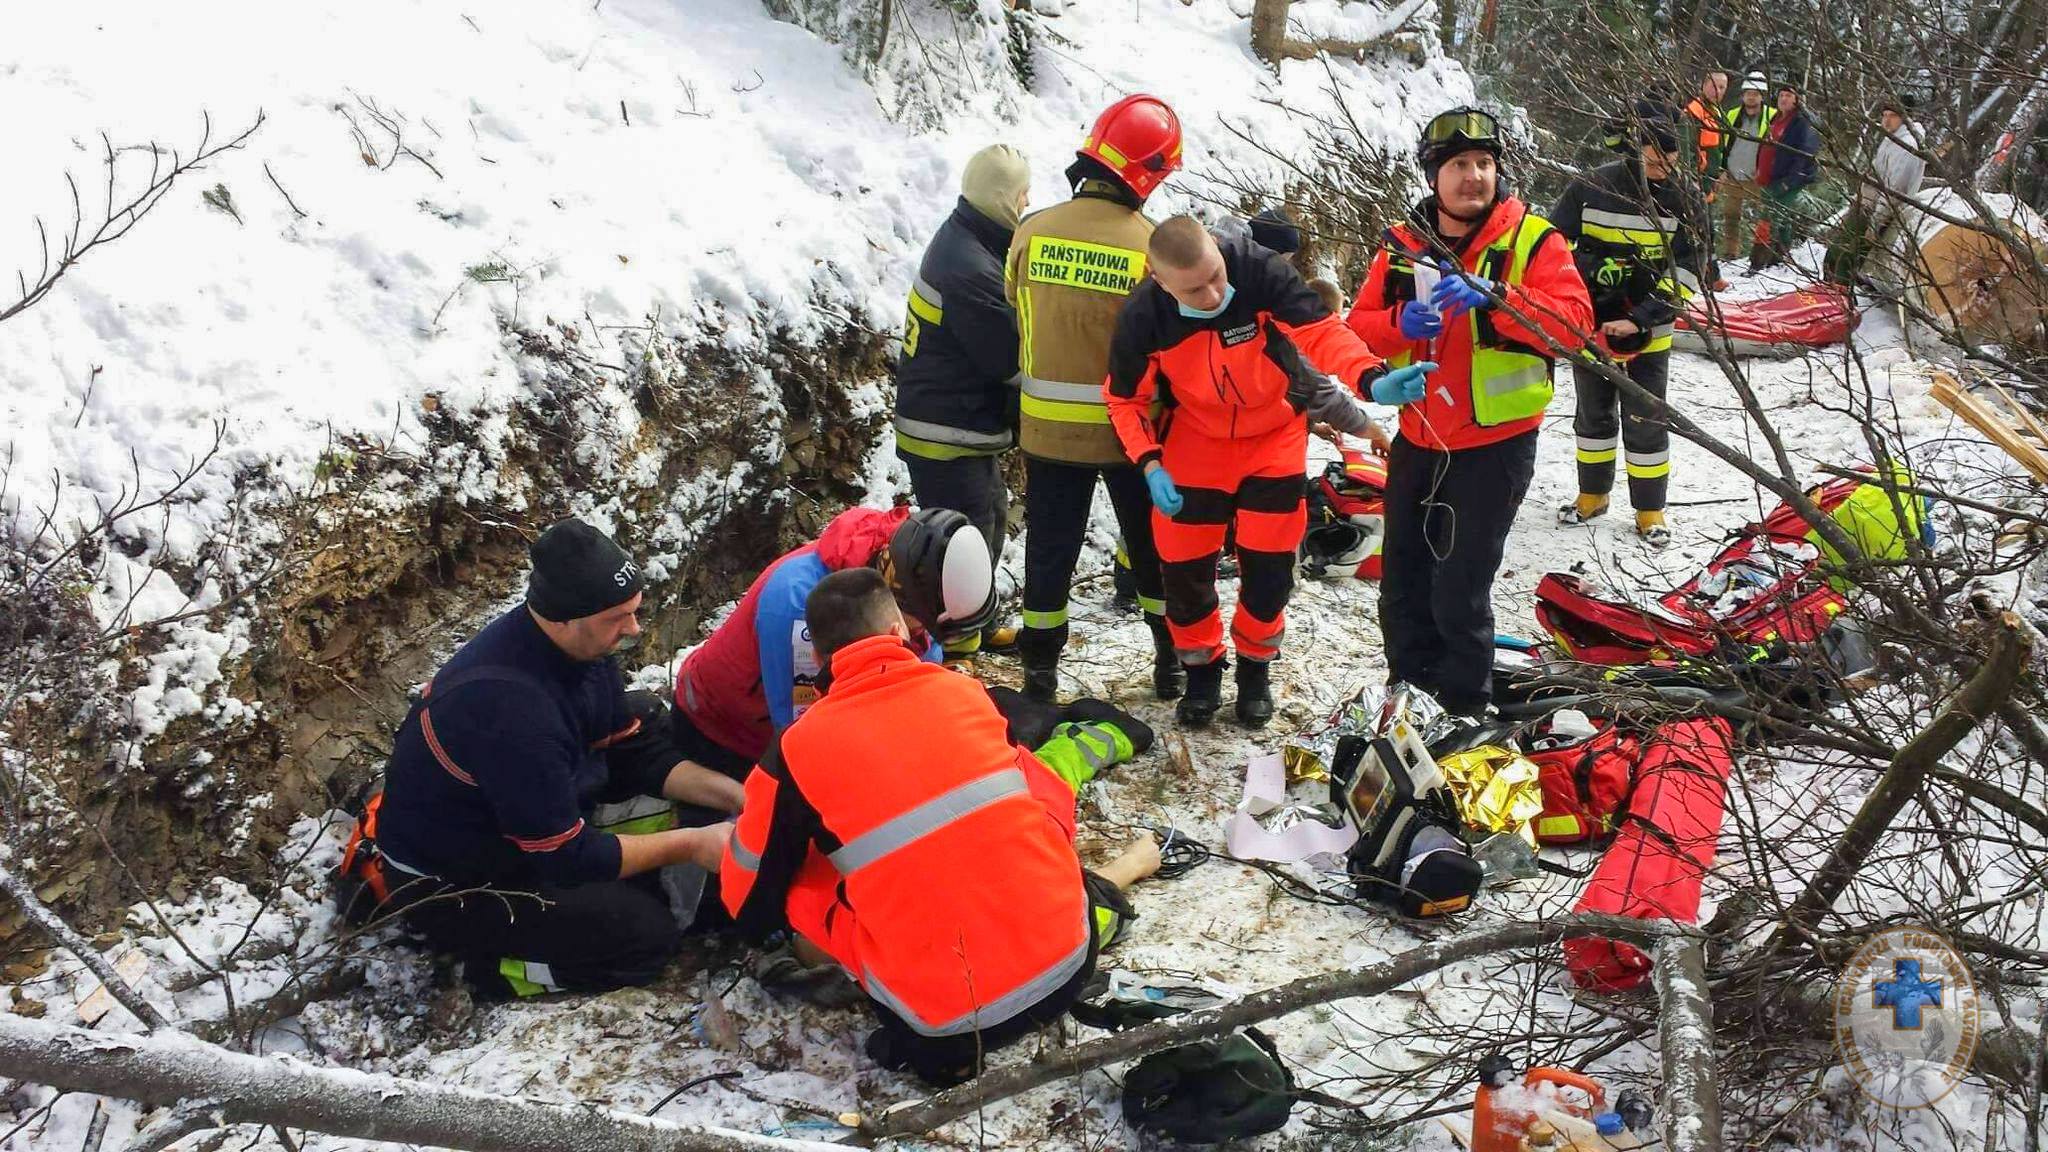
[1122,1028,1295,1144]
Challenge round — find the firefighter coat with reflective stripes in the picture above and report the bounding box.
[1346,195,1593,452]
[893,199,1021,460]
[1006,183,1155,466]
[1104,233,1383,465]
[720,634,1089,1037]
[377,606,636,887]
[1548,160,1711,356]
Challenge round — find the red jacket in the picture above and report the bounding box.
[1346,196,1591,451]
[675,506,911,761]
[1105,234,1382,463]
[721,634,1088,1035]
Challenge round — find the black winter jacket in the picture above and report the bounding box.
[1549,159,1712,348]
[892,198,1020,455]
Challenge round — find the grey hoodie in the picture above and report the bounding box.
[1867,121,1927,214]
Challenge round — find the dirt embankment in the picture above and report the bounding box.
[3,310,890,951]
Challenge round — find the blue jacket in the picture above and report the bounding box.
[1764,109,1820,192]
[377,606,636,887]
[751,553,941,734]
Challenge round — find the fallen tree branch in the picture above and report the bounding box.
[858,913,1683,1138]
[0,1014,843,1152]
[120,1099,224,1152]
[0,856,167,1031]
[1781,610,2030,935]
[1654,939,1722,1152]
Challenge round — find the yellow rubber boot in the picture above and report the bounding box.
[1558,494,1610,525]
[1635,509,1671,548]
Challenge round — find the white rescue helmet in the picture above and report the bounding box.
[887,508,996,643]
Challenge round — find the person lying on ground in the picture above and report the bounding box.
[358,519,737,998]
[720,567,1157,1086]
[670,505,995,774]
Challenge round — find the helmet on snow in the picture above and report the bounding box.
[1300,453,1388,580]
[1417,106,1504,185]
[885,508,996,644]
[1078,95,1184,201]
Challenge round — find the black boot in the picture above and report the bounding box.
[1235,658,1274,728]
[1176,657,1226,728]
[1022,663,1059,704]
[1147,616,1186,701]
[1018,625,1065,705]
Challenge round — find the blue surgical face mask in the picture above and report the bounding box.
[1178,281,1235,320]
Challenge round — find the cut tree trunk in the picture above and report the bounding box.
[1883,189,2048,346]
[1250,0,1290,64]
[0,1014,842,1152]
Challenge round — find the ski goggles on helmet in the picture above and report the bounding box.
[1423,108,1500,147]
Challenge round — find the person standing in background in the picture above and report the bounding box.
[1716,72,1776,263]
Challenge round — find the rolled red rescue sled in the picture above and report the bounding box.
[1564,716,1735,992]
[1673,284,1859,358]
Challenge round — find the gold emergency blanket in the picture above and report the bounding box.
[1435,745,1546,844]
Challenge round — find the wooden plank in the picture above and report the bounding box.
[1930,370,2048,485]
[1988,380,2048,446]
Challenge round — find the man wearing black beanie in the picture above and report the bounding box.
[351,518,743,999]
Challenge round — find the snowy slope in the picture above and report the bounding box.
[8,310,2031,1152]
[1,0,1466,740]
[5,3,2039,1152]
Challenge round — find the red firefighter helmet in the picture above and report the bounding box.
[1078,95,1184,200]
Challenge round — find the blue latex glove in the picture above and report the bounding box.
[1369,361,1438,406]
[1397,300,1443,340]
[1145,465,1184,516]
[1431,264,1494,318]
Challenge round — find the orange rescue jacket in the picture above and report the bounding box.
[1346,196,1592,452]
[1103,234,1383,464]
[720,634,1089,1036]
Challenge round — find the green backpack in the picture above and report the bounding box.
[1122,1028,1296,1143]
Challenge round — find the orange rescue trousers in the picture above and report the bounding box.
[1154,422,1308,665]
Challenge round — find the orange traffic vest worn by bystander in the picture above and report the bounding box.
[721,634,1090,1037]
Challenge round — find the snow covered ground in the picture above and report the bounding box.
[2,1,2043,1150]
[8,285,2034,1152]
[0,0,1468,738]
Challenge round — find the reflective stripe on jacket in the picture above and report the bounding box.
[720,634,1090,1036]
[1006,184,1155,466]
[893,199,1021,460]
[1346,195,1594,451]
[1549,161,1711,356]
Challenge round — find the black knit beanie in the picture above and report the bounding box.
[527,519,642,623]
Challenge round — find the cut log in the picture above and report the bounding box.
[0,1014,841,1152]
[1881,188,2048,345]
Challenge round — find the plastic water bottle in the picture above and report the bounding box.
[1412,262,1443,360]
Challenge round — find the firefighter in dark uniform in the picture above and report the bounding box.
[1007,96,1185,704]
[892,145,1032,656]
[350,520,738,998]
[1552,99,1714,549]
